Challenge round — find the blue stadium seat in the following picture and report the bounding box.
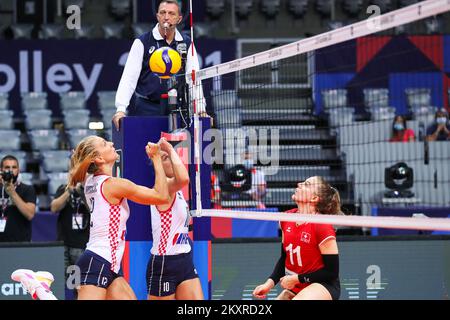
[0,92,9,110]
[0,110,14,130]
[39,24,65,39]
[0,130,21,150]
[10,24,34,39]
[235,0,253,20]
[206,0,225,20]
[21,92,48,110]
[41,150,71,173]
[110,0,131,20]
[132,23,152,37]
[97,91,116,111]
[28,129,60,151]
[260,0,281,20]
[59,91,86,110]
[47,172,69,195]
[342,0,363,17]
[25,109,53,130]
[315,0,332,17]
[102,23,124,39]
[66,129,97,149]
[63,109,91,129]
[287,0,309,19]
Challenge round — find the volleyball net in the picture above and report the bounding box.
[185,0,450,231]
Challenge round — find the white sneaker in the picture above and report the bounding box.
[11,269,55,300]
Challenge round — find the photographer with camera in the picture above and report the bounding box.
[50,183,90,280]
[0,155,37,242]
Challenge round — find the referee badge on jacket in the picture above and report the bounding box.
[149,46,155,54]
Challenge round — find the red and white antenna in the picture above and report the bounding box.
[189,0,202,217]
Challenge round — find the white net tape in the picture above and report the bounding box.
[193,209,450,231]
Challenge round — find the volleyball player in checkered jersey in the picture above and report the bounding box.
[146,137,203,300]
[69,136,170,300]
[253,176,341,300]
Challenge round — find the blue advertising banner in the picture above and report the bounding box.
[0,38,236,117]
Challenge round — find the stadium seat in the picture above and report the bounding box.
[41,150,71,173]
[405,88,431,110]
[64,0,85,10]
[28,129,60,151]
[63,109,90,129]
[21,92,48,110]
[73,24,95,39]
[59,91,86,110]
[328,107,354,127]
[371,106,396,121]
[287,0,309,19]
[424,16,444,34]
[25,109,53,130]
[411,105,436,126]
[47,172,69,195]
[315,0,332,17]
[260,0,281,20]
[212,90,241,128]
[0,92,9,110]
[0,151,27,170]
[39,24,64,39]
[0,110,14,130]
[97,91,116,110]
[132,23,152,37]
[368,0,394,13]
[66,129,97,149]
[10,24,34,39]
[102,23,124,39]
[194,23,212,39]
[363,88,390,110]
[110,0,131,20]
[0,130,21,150]
[101,108,116,129]
[398,0,419,7]
[19,172,34,185]
[342,0,363,17]
[321,89,347,110]
[206,0,225,20]
[235,0,253,20]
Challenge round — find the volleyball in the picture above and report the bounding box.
[149,47,182,79]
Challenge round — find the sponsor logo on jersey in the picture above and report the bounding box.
[173,233,190,245]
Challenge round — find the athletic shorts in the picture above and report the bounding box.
[290,278,341,300]
[76,250,123,289]
[146,250,199,297]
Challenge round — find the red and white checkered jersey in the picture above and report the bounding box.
[150,191,191,256]
[281,208,336,291]
[84,174,130,273]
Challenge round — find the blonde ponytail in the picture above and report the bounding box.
[68,136,100,187]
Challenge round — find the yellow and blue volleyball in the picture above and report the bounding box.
[149,47,182,79]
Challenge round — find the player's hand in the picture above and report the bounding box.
[252,281,273,299]
[145,142,160,159]
[158,137,174,153]
[112,111,126,131]
[280,275,298,290]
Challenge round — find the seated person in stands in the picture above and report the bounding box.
[425,109,450,141]
[389,115,415,142]
[242,151,267,209]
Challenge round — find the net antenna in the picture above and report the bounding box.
[189,0,202,217]
[196,0,450,82]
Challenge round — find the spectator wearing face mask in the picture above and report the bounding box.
[389,115,415,142]
[242,151,267,209]
[426,109,450,141]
